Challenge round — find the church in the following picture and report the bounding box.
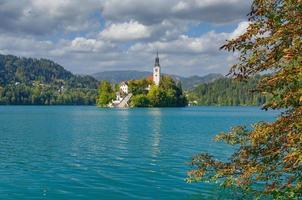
[147,52,161,86]
[153,52,161,86]
[110,53,162,107]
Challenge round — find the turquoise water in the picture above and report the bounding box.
[0,106,279,199]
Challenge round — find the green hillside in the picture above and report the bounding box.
[187,76,269,106]
[0,54,98,105]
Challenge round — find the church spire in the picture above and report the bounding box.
[153,51,161,86]
[155,51,160,67]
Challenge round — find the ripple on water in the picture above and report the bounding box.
[0,106,279,199]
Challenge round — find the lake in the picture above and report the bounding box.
[0,106,279,199]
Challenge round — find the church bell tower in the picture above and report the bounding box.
[153,51,161,86]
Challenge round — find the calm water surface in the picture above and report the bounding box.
[0,106,279,200]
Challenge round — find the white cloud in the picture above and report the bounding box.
[0,0,102,35]
[101,0,251,24]
[0,34,53,57]
[100,21,151,41]
[0,0,252,76]
[229,21,250,40]
[129,31,230,55]
[68,37,111,53]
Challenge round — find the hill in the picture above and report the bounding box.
[92,70,223,90]
[92,70,151,84]
[187,76,269,106]
[0,54,98,105]
[179,73,224,90]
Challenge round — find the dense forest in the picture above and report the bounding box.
[187,76,269,106]
[0,54,98,105]
[130,76,187,107]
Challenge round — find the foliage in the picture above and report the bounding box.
[0,83,97,105]
[180,74,223,90]
[187,0,302,199]
[128,76,187,107]
[0,54,98,105]
[187,76,269,106]
[151,76,187,107]
[130,94,150,107]
[146,85,165,107]
[96,76,187,107]
[0,55,73,85]
[130,76,187,107]
[96,81,115,107]
[128,79,152,95]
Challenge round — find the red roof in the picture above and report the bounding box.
[147,75,153,81]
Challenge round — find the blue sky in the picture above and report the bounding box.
[0,0,252,77]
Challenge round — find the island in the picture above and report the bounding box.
[97,53,188,108]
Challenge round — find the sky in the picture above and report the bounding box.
[0,0,252,77]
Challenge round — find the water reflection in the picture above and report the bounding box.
[148,109,163,159]
[115,109,130,158]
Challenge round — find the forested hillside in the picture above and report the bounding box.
[0,54,98,105]
[179,74,223,89]
[187,76,269,106]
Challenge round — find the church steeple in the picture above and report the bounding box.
[155,51,160,67]
[153,51,161,86]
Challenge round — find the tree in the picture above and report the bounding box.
[145,76,187,107]
[187,76,267,106]
[128,79,151,95]
[0,54,98,105]
[147,85,163,107]
[187,1,302,199]
[130,94,150,107]
[96,81,115,106]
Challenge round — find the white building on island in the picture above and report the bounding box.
[120,81,129,94]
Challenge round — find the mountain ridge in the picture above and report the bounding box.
[92,70,224,90]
